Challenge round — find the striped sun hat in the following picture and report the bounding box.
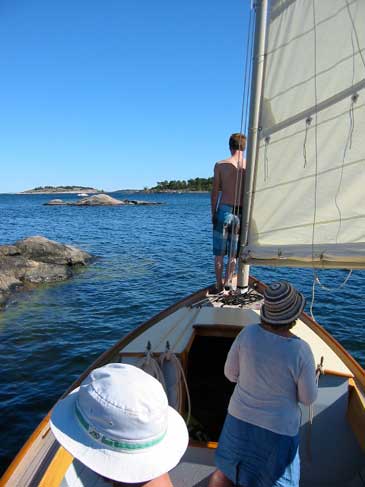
[261,281,305,326]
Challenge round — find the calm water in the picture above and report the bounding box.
[0,192,364,474]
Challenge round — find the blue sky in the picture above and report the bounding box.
[0,0,250,192]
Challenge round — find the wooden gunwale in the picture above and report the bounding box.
[0,414,51,487]
[347,378,365,452]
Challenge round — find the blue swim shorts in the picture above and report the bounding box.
[213,205,241,257]
[216,414,300,487]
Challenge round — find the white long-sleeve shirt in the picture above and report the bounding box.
[224,324,318,437]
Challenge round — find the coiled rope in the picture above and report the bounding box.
[137,341,166,390]
[159,341,191,426]
[138,341,191,426]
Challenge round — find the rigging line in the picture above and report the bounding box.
[311,0,319,283]
[227,5,255,265]
[315,269,353,293]
[234,3,254,217]
[334,94,357,244]
[345,0,365,73]
[264,137,270,182]
[244,11,256,137]
[233,5,255,218]
[309,277,316,322]
[239,6,254,145]
[333,17,357,245]
[303,117,312,168]
[244,6,256,136]
[310,1,355,297]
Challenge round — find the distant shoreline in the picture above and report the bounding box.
[18,190,99,195]
[16,189,210,195]
[145,190,209,194]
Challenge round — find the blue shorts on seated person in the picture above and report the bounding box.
[215,413,300,487]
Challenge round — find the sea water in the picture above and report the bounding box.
[0,192,364,474]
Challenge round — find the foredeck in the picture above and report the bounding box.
[121,298,353,379]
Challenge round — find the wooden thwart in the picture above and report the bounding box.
[39,447,73,487]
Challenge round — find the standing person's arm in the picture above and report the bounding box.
[297,345,318,405]
[211,163,221,224]
[224,334,240,383]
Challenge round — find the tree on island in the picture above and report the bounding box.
[150,177,213,192]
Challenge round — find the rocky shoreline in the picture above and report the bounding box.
[0,236,92,308]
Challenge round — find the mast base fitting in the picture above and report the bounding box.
[236,286,249,295]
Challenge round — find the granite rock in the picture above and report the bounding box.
[0,236,92,308]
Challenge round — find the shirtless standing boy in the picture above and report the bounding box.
[211,133,246,292]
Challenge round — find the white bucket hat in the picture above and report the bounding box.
[50,363,189,483]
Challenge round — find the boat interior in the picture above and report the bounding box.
[3,287,365,487]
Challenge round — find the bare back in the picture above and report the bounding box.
[211,155,246,210]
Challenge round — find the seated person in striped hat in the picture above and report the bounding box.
[209,281,318,487]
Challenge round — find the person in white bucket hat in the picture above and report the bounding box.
[50,363,189,486]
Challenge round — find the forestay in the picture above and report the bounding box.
[243,0,365,268]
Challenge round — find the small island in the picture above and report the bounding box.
[20,177,213,195]
[21,185,101,194]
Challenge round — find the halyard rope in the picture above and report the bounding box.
[227,5,255,272]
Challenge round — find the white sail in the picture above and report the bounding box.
[243,0,365,268]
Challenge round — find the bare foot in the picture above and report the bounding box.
[208,469,235,487]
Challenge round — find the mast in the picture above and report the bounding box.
[237,0,269,289]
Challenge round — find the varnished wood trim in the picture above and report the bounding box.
[185,330,197,356]
[118,351,182,358]
[118,352,149,358]
[189,440,218,449]
[323,368,354,379]
[347,381,365,452]
[38,447,73,487]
